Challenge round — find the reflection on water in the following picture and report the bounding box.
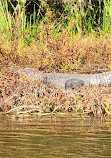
[0,114,111,158]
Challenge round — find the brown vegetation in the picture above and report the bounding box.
[0,33,111,117]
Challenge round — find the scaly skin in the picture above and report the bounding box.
[9,67,111,89]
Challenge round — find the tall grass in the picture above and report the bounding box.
[0,0,111,43]
[0,0,38,42]
[103,0,111,33]
[0,0,12,36]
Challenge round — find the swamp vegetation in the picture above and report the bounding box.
[0,0,111,118]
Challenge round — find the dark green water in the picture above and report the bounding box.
[0,114,111,158]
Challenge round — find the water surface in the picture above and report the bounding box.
[0,114,111,158]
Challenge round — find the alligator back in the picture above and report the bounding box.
[9,67,111,89]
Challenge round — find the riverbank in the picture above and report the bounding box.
[0,34,111,118]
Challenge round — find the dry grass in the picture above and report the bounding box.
[1,31,111,73]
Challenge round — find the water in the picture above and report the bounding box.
[0,114,111,158]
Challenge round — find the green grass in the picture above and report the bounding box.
[103,0,111,33]
[0,0,11,36]
[0,0,111,41]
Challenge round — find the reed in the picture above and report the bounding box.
[103,0,111,33]
[0,0,12,36]
[0,0,111,43]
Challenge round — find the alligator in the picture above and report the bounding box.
[9,67,111,90]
